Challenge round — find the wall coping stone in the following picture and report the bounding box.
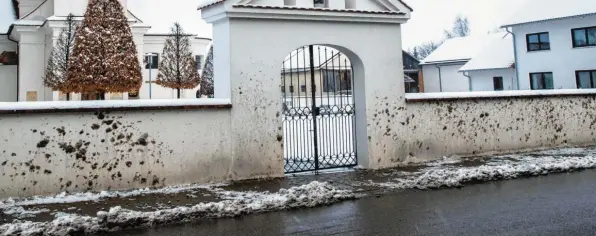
[405,89,596,102]
[0,99,232,114]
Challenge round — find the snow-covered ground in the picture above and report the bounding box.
[3,147,596,235]
[0,181,354,236]
[360,147,596,190]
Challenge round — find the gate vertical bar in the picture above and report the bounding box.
[308,45,320,172]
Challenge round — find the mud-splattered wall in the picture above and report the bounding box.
[0,107,233,198]
[399,92,596,165]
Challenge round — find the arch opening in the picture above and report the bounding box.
[280,44,358,174]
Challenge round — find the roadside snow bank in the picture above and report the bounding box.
[368,154,596,190]
[1,183,224,207]
[0,181,354,236]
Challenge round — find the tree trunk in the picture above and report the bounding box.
[177,88,181,99]
[97,92,105,100]
[66,93,70,101]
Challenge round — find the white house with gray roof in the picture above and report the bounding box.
[0,0,211,102]
[421,0,596,93]
[420,33,512,92]
[501,0,596,90]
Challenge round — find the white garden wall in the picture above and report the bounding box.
[403,90,596,163]
[0,100,234,198]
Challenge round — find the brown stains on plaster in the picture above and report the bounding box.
[2,111,173,194]
[405,96,592,160]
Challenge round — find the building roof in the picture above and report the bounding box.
[420,33,505,65]
[198,0,413,12]
[501,0,596,27]
[459,34,514,72]
[0,0,16,33]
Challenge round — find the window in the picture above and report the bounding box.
[289,85,294,93]
[530,72,554,90]
[195,55,204,70]
[526,32,550,51]
[493,77,504,91]
[144,54,159,69]
[572,26,596,48]
[300,85,307,92]
[576,70,596,88]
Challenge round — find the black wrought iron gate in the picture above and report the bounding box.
[281,45,357,173]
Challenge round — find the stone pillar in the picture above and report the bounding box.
[131,25,150,99]
[16,30,47,102]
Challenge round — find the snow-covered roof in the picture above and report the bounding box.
[501,0,596,27]
[420,34,503,65]
[198,0,413,12]
[0,0,16,33]
[459,34,514,72]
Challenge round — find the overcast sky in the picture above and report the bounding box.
[1,0,525,49]
[128,0,526,49]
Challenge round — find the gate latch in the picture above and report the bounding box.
[313,107,320,116]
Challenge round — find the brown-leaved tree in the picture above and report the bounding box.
[44,13,77,100]
[65,0,142,99]
[155,23,200,98]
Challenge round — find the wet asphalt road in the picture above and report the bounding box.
[115,170,596,236]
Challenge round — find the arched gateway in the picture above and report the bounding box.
[281,45,357,173]
[199,0,412,176]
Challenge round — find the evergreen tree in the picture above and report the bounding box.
[199,45,214,98]
[65,0,142,99]
[155,23,201,99]
[44,14,77,100]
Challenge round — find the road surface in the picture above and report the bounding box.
[113,169,596,236]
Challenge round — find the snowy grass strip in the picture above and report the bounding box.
[366,154,596,190]
[0,181,355,236]
[1,183,225,207]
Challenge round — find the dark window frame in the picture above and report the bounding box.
[493,76,504,91]
[195,55,204,70]
[571,26,596,48]
[526,32,550,52]
[575,70,596,88]
[529,72,554,90]
[144,53,159,69]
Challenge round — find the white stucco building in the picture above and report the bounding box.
[501,0,596,90]
[0,0,211,102]
[459,34,517,91]
[419,33,510,92]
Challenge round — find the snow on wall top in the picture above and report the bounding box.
[420,33,506,65]
[405,89,596,101]
[459,33,514,72]
[0,0,16,33]
[501,0,596,27]
[0,99,231,112]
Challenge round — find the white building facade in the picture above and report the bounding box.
[0,0,211,102]
[420,34,509,92]
[504,13,596,90]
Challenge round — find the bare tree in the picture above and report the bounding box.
[444,15,470,39]
[409,15,471,61]
[44,13,77,100]
[155,23,201,99]
[408,41,441,61]
[199,45,214,98]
